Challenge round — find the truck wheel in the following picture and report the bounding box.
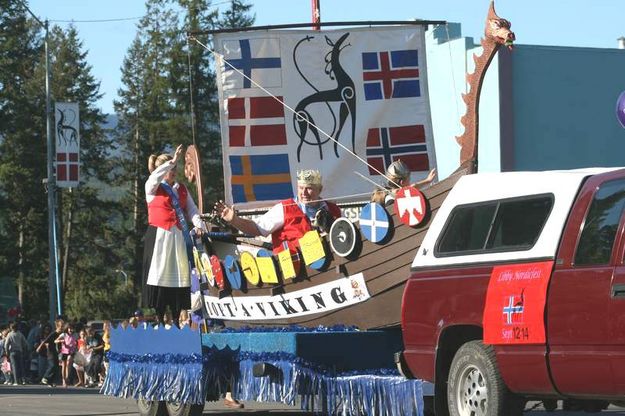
[137,398,167,416]
[165,401,205,416]
[447,340,523,416]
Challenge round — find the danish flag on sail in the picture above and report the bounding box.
[227,96,287,146]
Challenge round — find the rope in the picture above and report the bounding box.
[186,35,198,148]
[215,190,373,212]
[444,23,461,125]
[188,36,402,190]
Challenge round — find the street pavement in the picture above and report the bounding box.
[2,384,625,415]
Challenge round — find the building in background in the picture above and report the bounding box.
[426,23,625,179]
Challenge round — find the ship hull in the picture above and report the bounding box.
[203,168,466,330]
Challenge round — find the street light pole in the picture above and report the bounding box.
[44,19,61,319]
[18,1,61,323]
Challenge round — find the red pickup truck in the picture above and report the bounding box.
[400,167,625,416]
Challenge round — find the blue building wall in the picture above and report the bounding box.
[512,45,625,170]
[426,25,625,179]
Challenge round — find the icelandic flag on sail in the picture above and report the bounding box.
[366,125,429,175]
[229,154,292,203]
[220,38,282,89]
[362,50,420,100]
[227,96,287,146]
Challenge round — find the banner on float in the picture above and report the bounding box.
[203,273,370,320]
[54,102,80,188]
[214,26,436,209]
[483,261,554,345]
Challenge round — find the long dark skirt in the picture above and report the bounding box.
[142,225,191,320]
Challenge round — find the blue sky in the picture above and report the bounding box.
[27,0,625,114]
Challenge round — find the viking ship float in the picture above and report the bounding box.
[183,1,515,330]
[103,4,515,414]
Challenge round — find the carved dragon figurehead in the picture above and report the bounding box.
[486,1,515,50]
[455,1,515,172]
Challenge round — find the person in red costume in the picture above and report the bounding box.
[143,144,206,321]
[215,169,341,255]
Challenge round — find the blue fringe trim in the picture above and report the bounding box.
[102,353,206,404]
[103,336,423,415]
[201,348,423,416]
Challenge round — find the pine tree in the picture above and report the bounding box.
[173,0,221,207]
[0,0,48,318]
[43,25,130,319]
[219,0,255,29]
[114,0,189,302]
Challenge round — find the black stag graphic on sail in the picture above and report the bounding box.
[292,33,356,161]
[56,108,79,147]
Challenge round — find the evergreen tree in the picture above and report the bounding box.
[114,0,189,301]
[0,0,48,318]
[43,25,130,319]
[113,0,256,309]
[219,0,255,29]
[173,0,221,207]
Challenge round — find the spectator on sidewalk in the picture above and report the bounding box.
[3,322,29,385]
[38,319,64,387]
[54,323,77,388]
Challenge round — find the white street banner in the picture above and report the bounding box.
[215,26,436,209]
[203,273,370,320]
[54,102,80,188]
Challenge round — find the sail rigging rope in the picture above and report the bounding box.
[444,23,461,126]
[188,35,402,191]
[186,35,198,148]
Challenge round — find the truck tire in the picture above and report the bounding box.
[137,398,167,416]
[165,401,205,416]
[447,340,523,416]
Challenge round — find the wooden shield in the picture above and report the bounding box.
[240,251,260,286]
[210,255,225,290]
[224,255,243,290]
[359,202,391,243]
[394,186,427,227]
[329,218,358,258]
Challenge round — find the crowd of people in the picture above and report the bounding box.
[0,316,107,388]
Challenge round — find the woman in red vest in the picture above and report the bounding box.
[215,169,341,255]
[143,144,205,321]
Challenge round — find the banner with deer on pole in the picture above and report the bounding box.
[54,102,80,188]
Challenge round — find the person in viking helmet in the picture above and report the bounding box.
[215,169,341,256]
[371,160,437,205]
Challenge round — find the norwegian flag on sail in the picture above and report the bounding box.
[227,96,287,146]
[366,124,429,175]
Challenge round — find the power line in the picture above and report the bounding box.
[49,16,142,23]
[37,0,235,25]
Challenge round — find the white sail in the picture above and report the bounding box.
[214,26,436,209]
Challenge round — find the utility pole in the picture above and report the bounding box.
[19,1,61,322]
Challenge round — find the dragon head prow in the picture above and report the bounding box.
[486,1,515,50]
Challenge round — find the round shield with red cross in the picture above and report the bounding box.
[394,186,427,227]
